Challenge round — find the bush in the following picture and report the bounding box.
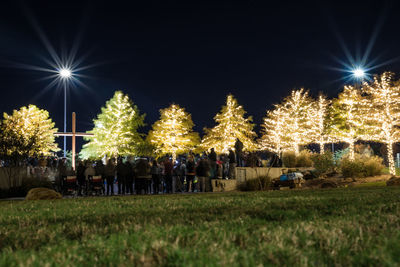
[363,156,385,177]
[238,176,271,191]
[282,151,297,167]
[296,150,313,167]
[282,150,313,168]
[311,152,335,177]
[339,155,384,178]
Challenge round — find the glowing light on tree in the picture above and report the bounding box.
[147,104,200,162]
[81,91,145,159]
[259,106,287,155]
[1,105,58,156]
[270,89,314,156]
[328,86,368,160]
[362,72,400,175]
[201,94,257,154]
[310,94,333,154]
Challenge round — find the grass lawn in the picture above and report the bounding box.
[1,187,400,266]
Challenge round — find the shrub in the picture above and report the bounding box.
[340,157,364,178]
[238,176,271,191]
[311,152,335,177]
[339,155,384,178]
[282,151,297,168]
[363,156,385,177]
[296,150,313,167]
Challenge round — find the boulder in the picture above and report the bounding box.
[386,176,400,186]
[25,187,62,200]
[304,179,338,189]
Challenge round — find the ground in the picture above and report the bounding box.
[1,187,400,266]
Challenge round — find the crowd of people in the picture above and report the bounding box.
[56,147,253,196]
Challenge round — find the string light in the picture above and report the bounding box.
[2,105,58,156]
[147,104,200,162]
[361,72,400,175]
[201,94,257,154]
[81,91,145,159]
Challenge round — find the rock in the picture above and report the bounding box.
[386,176,400,186]
[304,179,338,189]
[25,187,62,200]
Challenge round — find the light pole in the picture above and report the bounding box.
[59,68,72,157]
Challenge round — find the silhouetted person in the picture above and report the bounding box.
[104,159,115,196]
[163,158,173,193]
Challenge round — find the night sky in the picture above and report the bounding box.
[1,0,400,152]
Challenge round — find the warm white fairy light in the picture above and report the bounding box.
[361,72,400,175]
[201,94,257,154]
[148,104,199,162]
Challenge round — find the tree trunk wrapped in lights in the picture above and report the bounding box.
[81,91,145,159]
[201,94,257,154]
[1,105,59,156]
[328,86,368,160]
[147,104,200,162]
[362,72,400,175]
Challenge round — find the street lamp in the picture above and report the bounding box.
[352,67,366,79]
[58,68,72,157]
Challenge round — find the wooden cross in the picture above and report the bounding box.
[54,112,93,170]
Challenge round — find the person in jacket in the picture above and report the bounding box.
[163,158,173,193]
[196,158,210,192]
[208,148,217,179]
[125,159,134,195]
[151,160,160,194]
[116,158,127,195]
[104,159,116,196]
[186,156,196,192]
[228,149,236,179]
[76,161,86,196]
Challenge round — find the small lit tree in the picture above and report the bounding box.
[328,86,367,160]
[81,91,145,159]
[362,72,400,175]
[259,106,288,155]
[147,104,200,162]
[276,89,315,156]
[1,105,58,156]
[309,94,332,154]
[201,94,257,153]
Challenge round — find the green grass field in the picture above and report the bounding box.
[1,187,400,266]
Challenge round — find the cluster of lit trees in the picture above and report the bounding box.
[260,72,400,175]
[1,72,400,175]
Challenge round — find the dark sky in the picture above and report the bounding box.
[1,0,400,152]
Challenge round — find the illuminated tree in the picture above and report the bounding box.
[328,86,367,160]
[259,106,288,155]
[310,94,332,154]
[147,104,200,161]
[0,105,58,157]
[201,94,257,154]
[362,72,400,175]
[276,89,315,155]
[81,91,145,159]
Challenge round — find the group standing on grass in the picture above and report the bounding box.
[54,147,258,196]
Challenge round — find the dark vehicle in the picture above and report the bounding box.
[272,172,304,189]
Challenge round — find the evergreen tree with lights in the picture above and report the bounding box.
[147,104,200,161]
[0,105,58,157]
[362,72,400,175]
[81,91,145,159]
[310,94,332,154]
[201,94,257,154]
[328,86,368,160]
